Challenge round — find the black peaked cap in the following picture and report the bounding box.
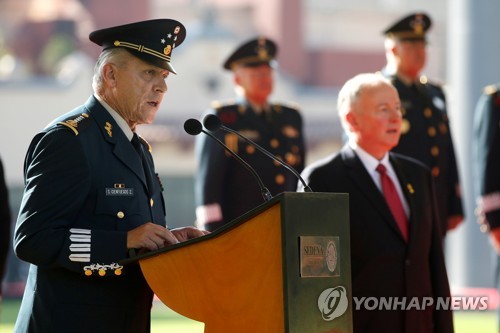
[383,13,432,41]
[223,37,277,71]
[89,19,186,74]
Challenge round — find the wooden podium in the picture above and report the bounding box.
[132,192,352,332]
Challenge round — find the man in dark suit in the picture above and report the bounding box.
[13,19,205,333]
[0,156,10,309]
[195,37,305,231]
[473,83,500,331]
[299,73,453,333]
[381,12,464,237]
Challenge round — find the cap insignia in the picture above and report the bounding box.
[164,45,172,56]
[410,14,425,35]
[256,38,269,60]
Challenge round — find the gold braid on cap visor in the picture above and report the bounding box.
[113,40,172,61]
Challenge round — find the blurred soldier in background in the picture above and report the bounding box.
[381,12,464,237]
[195,37,305,231]
[473,83,500,332]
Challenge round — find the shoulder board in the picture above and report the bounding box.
[211,99,236,110]
[484,84,499,96]
[419,75,443,88]
[56,113,92,136]
[137,134,152,153]
[273,101,300,112]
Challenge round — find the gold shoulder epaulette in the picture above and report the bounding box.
[277,101,300,110]
[57,113,91,136]
[419,75,428,85]
[211,99,236,110]
[210,100,222,109]
[484,84,499,96]
[420,75,444,88]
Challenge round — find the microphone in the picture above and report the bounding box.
[184,118,273,202]
[203,114,313,192]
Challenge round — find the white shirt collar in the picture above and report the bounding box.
[348,141,389,172]
[349,141,410,217]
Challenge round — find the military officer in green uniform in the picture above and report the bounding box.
[195,37,305,231]
[381,13,464,237]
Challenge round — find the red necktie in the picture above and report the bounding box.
[376,164,409,242]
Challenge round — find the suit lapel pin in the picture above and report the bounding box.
[407,183,415,194]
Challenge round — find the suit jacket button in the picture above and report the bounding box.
[117,211,125,219]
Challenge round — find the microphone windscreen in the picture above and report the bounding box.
[203,114,222,132]
[184,118,203,135]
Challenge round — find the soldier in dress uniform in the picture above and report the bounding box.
[195,37,305,231]
[381,12,464,237]
[473,83,500,331]
[13,19,205,333]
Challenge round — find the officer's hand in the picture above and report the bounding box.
[170,226,209,242]
[447,215,463,231]
[127,222,179,250]
[489,228,500,254]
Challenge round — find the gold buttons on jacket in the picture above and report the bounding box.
[117,211,125,219]
[428,126,436,137]
[275,174,285,185]
[432,167,440,177]
[431,146,440,157]
[424,108,432,118]
[270,139,279,148]
[246,145,255,154]
[285,152,297,165]
[439,123,448,134]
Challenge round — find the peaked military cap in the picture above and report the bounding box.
[383,13,432,41]
[223,37,277,70]
[89,19,186,74]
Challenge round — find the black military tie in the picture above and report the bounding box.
[131,133,143,156]
[131,133,153,191]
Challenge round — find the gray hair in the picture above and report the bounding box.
[337,73,393,135]
[92,48,130,93]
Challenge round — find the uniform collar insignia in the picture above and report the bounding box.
[104,122,113,137]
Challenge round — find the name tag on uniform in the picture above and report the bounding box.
[105,188,134,196]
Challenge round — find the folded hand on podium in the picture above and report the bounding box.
[127,223,208,251]
[170,226,210,242]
